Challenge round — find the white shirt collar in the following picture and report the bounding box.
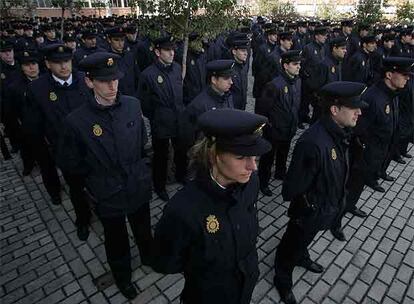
[52,73,73,86]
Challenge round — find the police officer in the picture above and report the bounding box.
[343,58,414,231]
[137,36,186,201]
[392,28,413,58]
[398,70,414,158]
[256,50,302,196]
[343,35,377,85]
[59,52,153,300]
[3,49,40,175]
[106,26,140,96]
[273,82,367,304]
[348,23,370,58]
[292,21,309,51]
[299,26,328,127]
[230,39,249,110]
[183,33,207,106]
[41,24,60,46]
[63,33,77,52]
[153,108,271,304]
[73,28,104,68]
[309,37,347,122]
[22,44,91,240]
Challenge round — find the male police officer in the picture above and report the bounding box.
[4,49,41,175]
[343,58,414,229]
[22,44,91,240]
[59,52,153,300]
[256,50,302,196]
[230,39,250,110]
[73,28,104,68]
[273,82,367,304]
[137,36,186,201]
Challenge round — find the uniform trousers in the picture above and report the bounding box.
[99,202,153,287]
[152,137,187,191]
[258,140,290,186]
[33,142,91,226]
[274,219,319,290]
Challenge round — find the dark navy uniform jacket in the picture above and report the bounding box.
[343,49,375,85]
[15,36,38,52]
[292,32,309,51]
[3,72,32,126]
[22,71,90,152]
[283,116,350,230]
[137,60,184,139]
[73,45,106,67]
[153,170,260,304]
[252,41,279,98]
[309,52,343,91]
[110,49,141,96]
[58,94,151,218]
[183,49,207,105]
[231,60,249,110]
[135,37,155,72]
[256,71,301,142]
[391,40,413,58]
[302,40,326,90]
[354,80,399,178]
[399,77,414,140]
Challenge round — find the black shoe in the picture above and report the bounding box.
[348,208,367,218]
[380,174,395,182]
[366,182,385,193]
[402,153,412,158]
[156,189,169,201]
[77,225,89,241]
[50,195,62,205]
[393,157,406,164]
[297,259,324,273]
[330,228,346,241]
[298,123,305,130]
[260,186,273,197]
[118,282,138,300]
[22,167,33,176]
[274,171,286,180]
[274,280,297,304]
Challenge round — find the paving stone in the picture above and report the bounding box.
[308,280,330,303]
[367,279,388,303]
[387,279,407,303]
[349,279,370,303]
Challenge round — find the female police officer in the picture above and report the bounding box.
[152,109,271,304]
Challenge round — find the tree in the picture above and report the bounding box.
[356,0,385,25]
[258,0,297,19]
[0,0,36,18]
[51,0,83,39]
[143,0,239,79]
[396,0,414,23]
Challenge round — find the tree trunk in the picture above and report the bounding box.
[60,6,65,40]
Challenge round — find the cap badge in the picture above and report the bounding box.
[385,104,390,114]
[284,86,289,94]
[49,92,57,101]
[58,46,64,53]
[255,123,266,135]
[331,148,337,160]
[206,215,219,234]
[24,51,29,57]
[92,124,103,136]
[157,75,163,84]
[331,66,335,73]
[1,73,5,80]
[362,61,365,67]
[191,59,195,65]
[107,58,114,66]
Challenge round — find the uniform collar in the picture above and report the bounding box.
[89,92,122,111]
[155,59,173,72]
[321,116,351,148]
[52,73,73,86]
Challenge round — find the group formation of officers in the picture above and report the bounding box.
[0,14,413,304]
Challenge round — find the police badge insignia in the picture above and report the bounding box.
[49,92,57,101]
[107,58,114,66]
[157,75,163,84]
[331,148,337,160]
[1,73,5,80]
[314,50,318,55]
[284,86,288,94]
[191,59,195,65]
[385,104,390,114]
[362,61,365,66]
[331,66,335,73]
[93,124,103,137]
[206,215,219,233]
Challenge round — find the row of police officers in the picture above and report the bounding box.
[0,15,413,304]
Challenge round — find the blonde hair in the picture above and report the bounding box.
[188,137,221,175]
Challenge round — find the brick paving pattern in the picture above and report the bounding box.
[1,71,414,303]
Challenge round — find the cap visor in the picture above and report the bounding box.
[225,138,272,157]
[93,70,124,81]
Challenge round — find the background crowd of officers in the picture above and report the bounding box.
[0,13,413,304]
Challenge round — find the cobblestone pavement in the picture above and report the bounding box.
[1,74,414,304]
